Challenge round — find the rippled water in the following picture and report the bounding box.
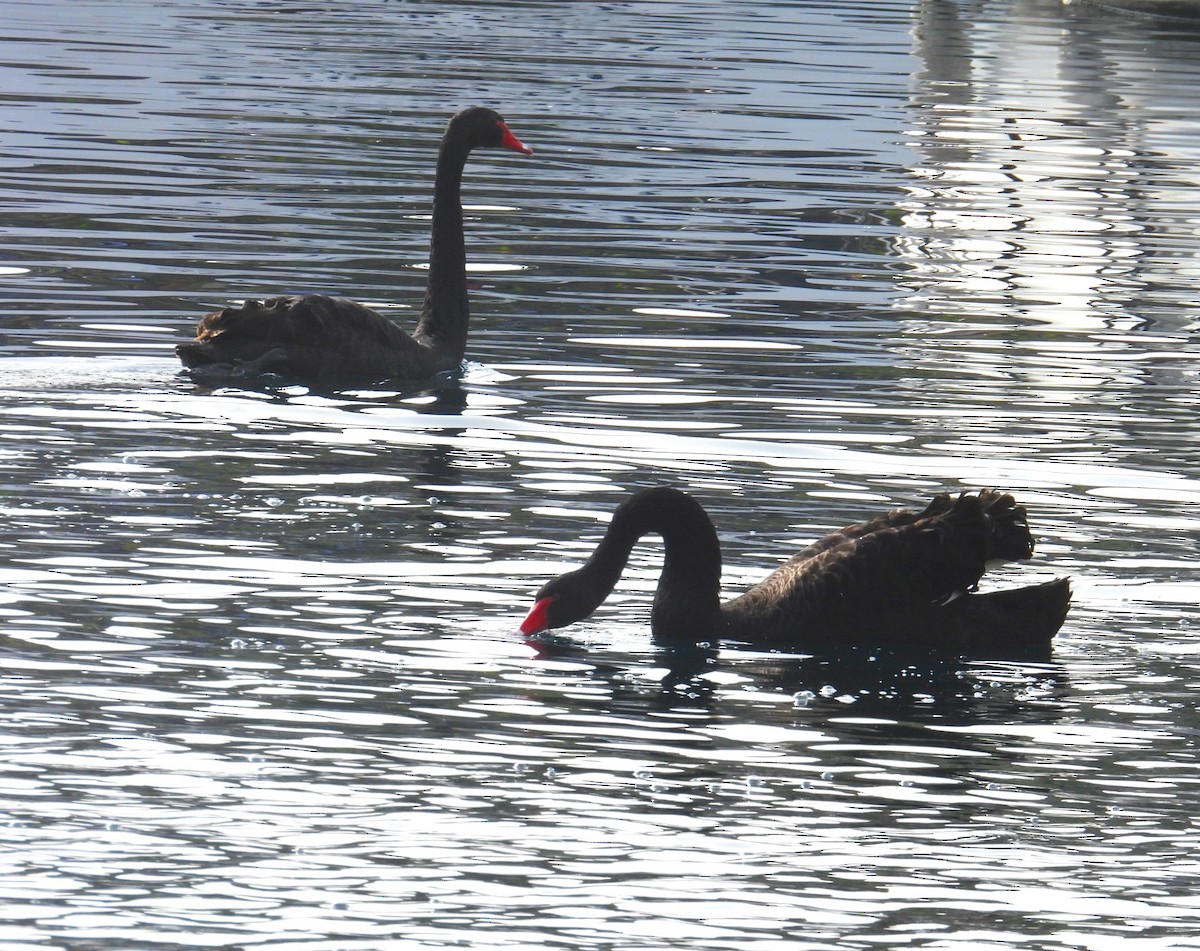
[3,0,1200,948]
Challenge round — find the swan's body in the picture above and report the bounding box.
[520,487,1071,657]
[176,107,531,386]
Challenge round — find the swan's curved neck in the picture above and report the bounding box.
[588,488,725,641]
[415,138,470,358]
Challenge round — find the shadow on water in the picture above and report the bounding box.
[177,365,472,417]
[172,368,480,528]
[528,634,1069,730]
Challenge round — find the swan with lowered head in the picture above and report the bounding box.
[176,106,532,386]
[520,487,1071,657]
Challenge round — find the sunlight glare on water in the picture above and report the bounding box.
[1,0,1200,948]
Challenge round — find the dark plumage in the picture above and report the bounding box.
[520,487,1071,657]
[176,106,532,386]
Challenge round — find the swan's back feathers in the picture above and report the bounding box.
[176,294,440,383]
[722,490,1051,650]
[786,489,1032,565]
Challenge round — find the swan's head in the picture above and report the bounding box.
[448,106,533,156]
[519,568,604,636]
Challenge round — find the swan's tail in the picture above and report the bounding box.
[927,492,1067,654]
[176,298,292,369]
[957,577,1073,657]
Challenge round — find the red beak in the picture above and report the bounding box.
[499,121,533,156]
[519,596,552,636]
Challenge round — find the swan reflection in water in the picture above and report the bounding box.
[527,634,1070,740]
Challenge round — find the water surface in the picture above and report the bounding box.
[2,1,1200,948]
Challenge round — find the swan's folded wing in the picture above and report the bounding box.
[178,294,428,383]
[777,502,931,566]
[723,491,1039,649]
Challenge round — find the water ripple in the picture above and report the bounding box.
[3,0,1200,947]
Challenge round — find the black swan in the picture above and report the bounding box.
[176,106,532,385]
[520,487,1071,656]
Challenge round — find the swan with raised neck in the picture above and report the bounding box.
[176,106,532,386]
